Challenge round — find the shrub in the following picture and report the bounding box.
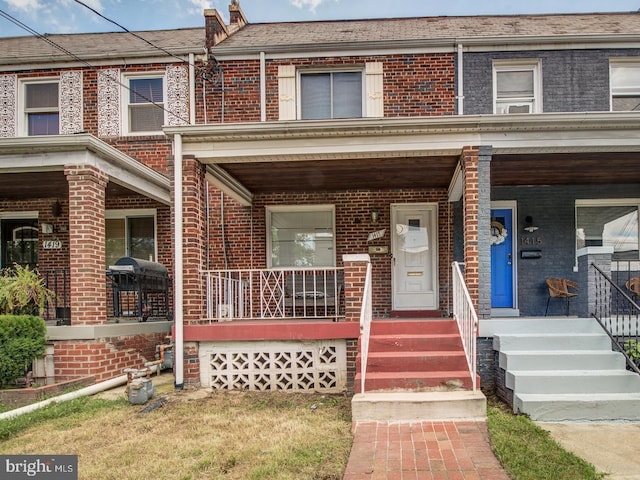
[0,315,47,387]
[0,264,57,315]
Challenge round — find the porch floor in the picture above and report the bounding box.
[343,420,509,479]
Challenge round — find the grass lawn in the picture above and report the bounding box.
[0,390,352,480]
[1,386,610,480]
[486,398,605,480]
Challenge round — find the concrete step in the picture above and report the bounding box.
[480,317,601,336]
[499,350,626,371]
[351,390,487,421]
[514,392,640,422]
[371,319,458,335]
[506,369,640,394]
[368,333,463,352]
[358,351,468,372]
[354,370,474,393]
[494,332,611,351]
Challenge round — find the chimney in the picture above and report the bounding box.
[229,0,248,33]
[204,9,229,48]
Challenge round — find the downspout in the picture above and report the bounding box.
[174,133,184,389]
[260,51,267,122]
[189,53,196,124]
[457,43,464,115]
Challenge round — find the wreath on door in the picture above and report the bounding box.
[491,220,508,245]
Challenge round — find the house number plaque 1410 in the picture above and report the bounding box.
[43,240,62,249]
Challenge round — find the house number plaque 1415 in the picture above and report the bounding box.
[520,236,542,246]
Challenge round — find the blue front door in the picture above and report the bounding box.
[491,209,514,308]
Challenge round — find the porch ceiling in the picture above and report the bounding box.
[0,172,142,200]
[491,152,640,186]
[209,150,640,194]
[221,156,460,192]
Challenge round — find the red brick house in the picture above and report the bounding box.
[2,2,640,414]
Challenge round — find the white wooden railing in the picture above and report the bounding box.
[359,262,373,394]
[452,261,478,392]
[204,267,344,322]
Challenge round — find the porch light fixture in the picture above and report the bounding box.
[52,200,62,217]
[370,210,379,224]
[524,215,539,233]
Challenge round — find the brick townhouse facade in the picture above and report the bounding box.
[1,2,640,394]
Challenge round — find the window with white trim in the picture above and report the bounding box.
[610,62,640,111]
[106,210,157,267]
[267,206,335,268]
[576,200,639,261]
[278,62,383,120]
[22,80,59,135]
[300,71,363,119]
[493,61,541,114]
[123,75,165,134]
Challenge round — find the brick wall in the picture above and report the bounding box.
[197,54,456,123]
[206,188,454,318]
[54,331,169,382]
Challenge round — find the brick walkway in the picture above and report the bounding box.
[343,420,510,480]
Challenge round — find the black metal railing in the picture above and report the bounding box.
[40,268,71,325]
[591,262,640,374]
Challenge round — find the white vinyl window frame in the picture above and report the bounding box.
[492,60,542,115]
[105,209,158,266]
[266,205,336,268]
[575,198,640,263]
[297,68,365,120]
[610,60,640,112]
[278,62,383,120]
[121,73,166,136]
[18,78,60,136]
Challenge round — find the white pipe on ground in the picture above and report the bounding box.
[0,364,164,421]
[0,375,127,421]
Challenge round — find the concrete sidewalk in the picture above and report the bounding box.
[538,422,640,480]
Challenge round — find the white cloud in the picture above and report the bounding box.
[289,0,333,13]
[5,0,41,11]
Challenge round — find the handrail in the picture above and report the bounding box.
[451,261,478,392]
[359,262,373,394]
[590,262,640,374]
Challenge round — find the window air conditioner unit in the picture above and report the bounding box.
[500,103,531,114]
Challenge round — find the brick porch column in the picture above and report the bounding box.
[170,154,207,385]
[461,146,492,319]
[342,254,371,323]
[64,165,108,325]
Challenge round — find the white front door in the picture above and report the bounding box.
[391,203,438,311]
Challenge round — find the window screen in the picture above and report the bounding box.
[128,78,164,132]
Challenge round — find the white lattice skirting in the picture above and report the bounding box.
[198,340,347,393]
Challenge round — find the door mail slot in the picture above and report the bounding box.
[407,271,424,276]
[521,250,542,259]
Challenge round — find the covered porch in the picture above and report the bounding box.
[0,134,174,382]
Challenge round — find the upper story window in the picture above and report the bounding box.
[300,71,363,120]
[278,62,383,121]
[493,61,541,114]
[610,62,640,111]
[23,80,59,135]
[267,205,335,268]
[124,75,165,135]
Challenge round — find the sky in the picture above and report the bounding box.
[0,0,639,38]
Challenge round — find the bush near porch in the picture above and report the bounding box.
[0,315,47,387]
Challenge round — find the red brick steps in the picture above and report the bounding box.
[355,319,476,393]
